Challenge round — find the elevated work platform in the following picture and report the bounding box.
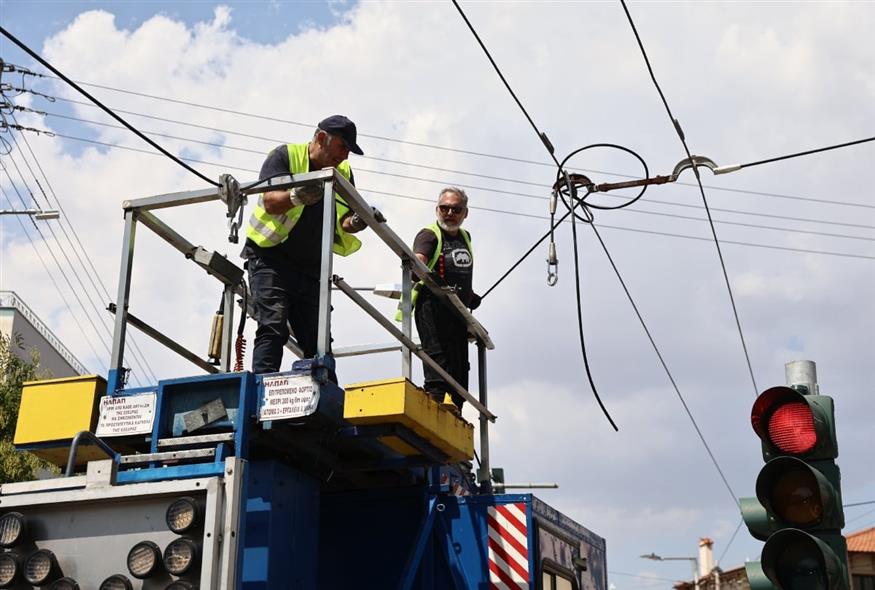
[343,377,474,463]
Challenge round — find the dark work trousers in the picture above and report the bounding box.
[247,256,322,374]
[414,292,469,408]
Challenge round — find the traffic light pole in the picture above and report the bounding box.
[785,359,819,395]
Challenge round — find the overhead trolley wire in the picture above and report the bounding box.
[717,517,745,565]
[450,0,618,429]
[0,26,219,188]
[589,221,741,508]
[448,0,751,516]
[725,136,875,172]
[19,79,875,212]
[619,0,759,396]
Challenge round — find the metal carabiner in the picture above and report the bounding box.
[546,242,558,286]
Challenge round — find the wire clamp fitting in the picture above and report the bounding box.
[219,173,245,244]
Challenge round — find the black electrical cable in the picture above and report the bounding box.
[589,222,741,507]
[24,86,875,211]
[717,518,745,565]
[481,208,574,299]
[23,129,873,260]
[0,185,107,374]
[34,107,875,236]
[845,500,875,508]
[450,0,561,168]
[555,144,650,216]
[451,0,628,430]
[0,174,111,376]
[569,184,618,431]
[619,0,759,396]
[0,26,219,187]
[370,186,875,262]
[5,113,158,383]
[734,136,875,171]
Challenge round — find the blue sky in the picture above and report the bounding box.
[1,1,352,155]
[1,0,349,46]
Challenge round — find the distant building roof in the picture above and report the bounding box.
[0,290,87,376]
[848,527,875,553]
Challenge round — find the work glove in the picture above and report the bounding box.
[349,206,387,231]
[289,183,324,207]
[468,292,482,310]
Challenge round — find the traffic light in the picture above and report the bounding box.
[741,378,849,590]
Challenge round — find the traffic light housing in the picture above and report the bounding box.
[741,383,849,590]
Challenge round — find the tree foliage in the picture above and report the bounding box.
[0,332,58,483]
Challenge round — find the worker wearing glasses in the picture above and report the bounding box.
[411,187,482,416]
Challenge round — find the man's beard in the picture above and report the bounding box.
[437,218,463,232]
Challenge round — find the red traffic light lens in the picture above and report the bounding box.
[768,402,816,455]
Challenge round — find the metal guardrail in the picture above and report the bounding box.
[108,168,496,473]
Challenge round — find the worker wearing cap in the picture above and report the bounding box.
[411,187,481,415]
[242,115,368,374]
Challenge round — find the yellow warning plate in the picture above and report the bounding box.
[14,375,105,446]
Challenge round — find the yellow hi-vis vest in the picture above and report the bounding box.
[395,222,473,321]
[245,143,362,256]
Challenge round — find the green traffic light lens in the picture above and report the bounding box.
[774,541,828,590]
[771,464,823,526]
[768,402,816,455]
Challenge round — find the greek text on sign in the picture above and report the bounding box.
[95,393,156,437]
[259,374,320,421]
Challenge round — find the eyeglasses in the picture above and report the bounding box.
[438,204,465,214]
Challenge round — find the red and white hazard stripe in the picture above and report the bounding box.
[486,502,530,589]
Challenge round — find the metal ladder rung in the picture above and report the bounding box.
[119,448,215,464]
[156,432,235,448]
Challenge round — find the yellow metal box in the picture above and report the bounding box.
[14,375,107,466]
[343,377,474,463]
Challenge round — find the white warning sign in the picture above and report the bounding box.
[95,392,156,437]
[259,374,320,421]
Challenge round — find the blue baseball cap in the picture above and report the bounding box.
[318,115,364,156]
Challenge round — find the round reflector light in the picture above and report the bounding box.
[0,512,25,547]
[23,549,57,586]
[166,497,199,534]
[768,402,816,455]
[771,465,823,526]
[127,540,162,579]
[0,554,18,588]
[99,575,133,590]
[165,581,197,590]
[49,577,80,590]
[163,537,198,575]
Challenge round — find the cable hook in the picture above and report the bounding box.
[546,188,559,286]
